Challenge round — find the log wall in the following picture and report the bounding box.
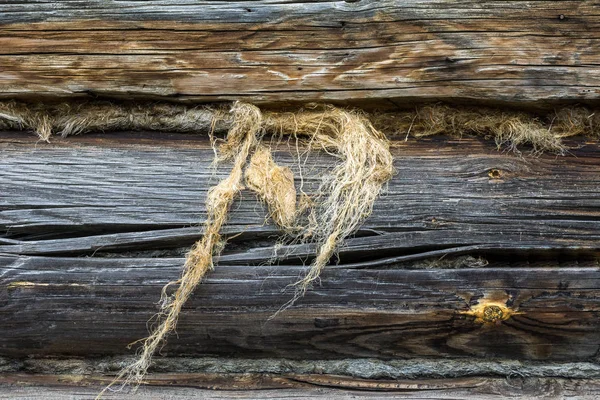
[0,1,599,105]
[2,1,600,396]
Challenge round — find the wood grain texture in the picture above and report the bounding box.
[2,374,600,399]
[2,133,600,259]
[2,254,599,359]
[0,1,599,105]
[1,133,599,361]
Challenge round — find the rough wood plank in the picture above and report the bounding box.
[0,1,599,105]
[2,374,600,399]
[1,254,599,360]
[1,133,599,262]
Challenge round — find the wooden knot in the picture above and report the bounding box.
[482,305,504,323]
[461,301,523,325]
[488,168,502,179]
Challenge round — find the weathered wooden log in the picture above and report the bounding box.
[1,132,599,362]
[0,1,599,106]
[4,375,600,399]
[2,133,600,258]
[2,374,600,399]
[2,255,600,360]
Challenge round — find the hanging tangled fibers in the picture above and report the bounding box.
[262,106,394,296]
[95,102,262,397]
[1,100,600,397]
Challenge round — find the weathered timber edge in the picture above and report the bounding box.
[2,357,600,399]
[4,356,600,380]
[3,254,599,360]
[3,374,600,399]
[1,0,599,106]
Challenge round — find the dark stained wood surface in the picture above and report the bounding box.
[1,132,599,361]
[0,1,599,106]
[2,255,599,360]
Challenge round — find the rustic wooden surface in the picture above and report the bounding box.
[2,132,600,258]
[1,132,599,362]
[1,1,599,106]
[2,254,599,359]
[2,374,600,399]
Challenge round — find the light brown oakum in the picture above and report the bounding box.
[1,100,599,397]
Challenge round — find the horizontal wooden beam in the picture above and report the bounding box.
[2,133,600,258]
[1,133,599,361]
[2,255,599,360]
[0,1,598,105]
[2,373,600,399]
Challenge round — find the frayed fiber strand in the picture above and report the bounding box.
[96,102,261,398]
[262,106,394,295]
[245,145,298,231]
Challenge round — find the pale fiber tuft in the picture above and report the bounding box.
[245,146,298,231]
[0,100,229,140]
[262,105,395,295]
[371,104,600,153]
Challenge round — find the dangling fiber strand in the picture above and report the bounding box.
[96,102,261,397]
[262,106,395,296]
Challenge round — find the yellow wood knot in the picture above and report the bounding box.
[482,305,504,323]
[488,168,503,179]
[461,301,523,325]
[7,281,48,289]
